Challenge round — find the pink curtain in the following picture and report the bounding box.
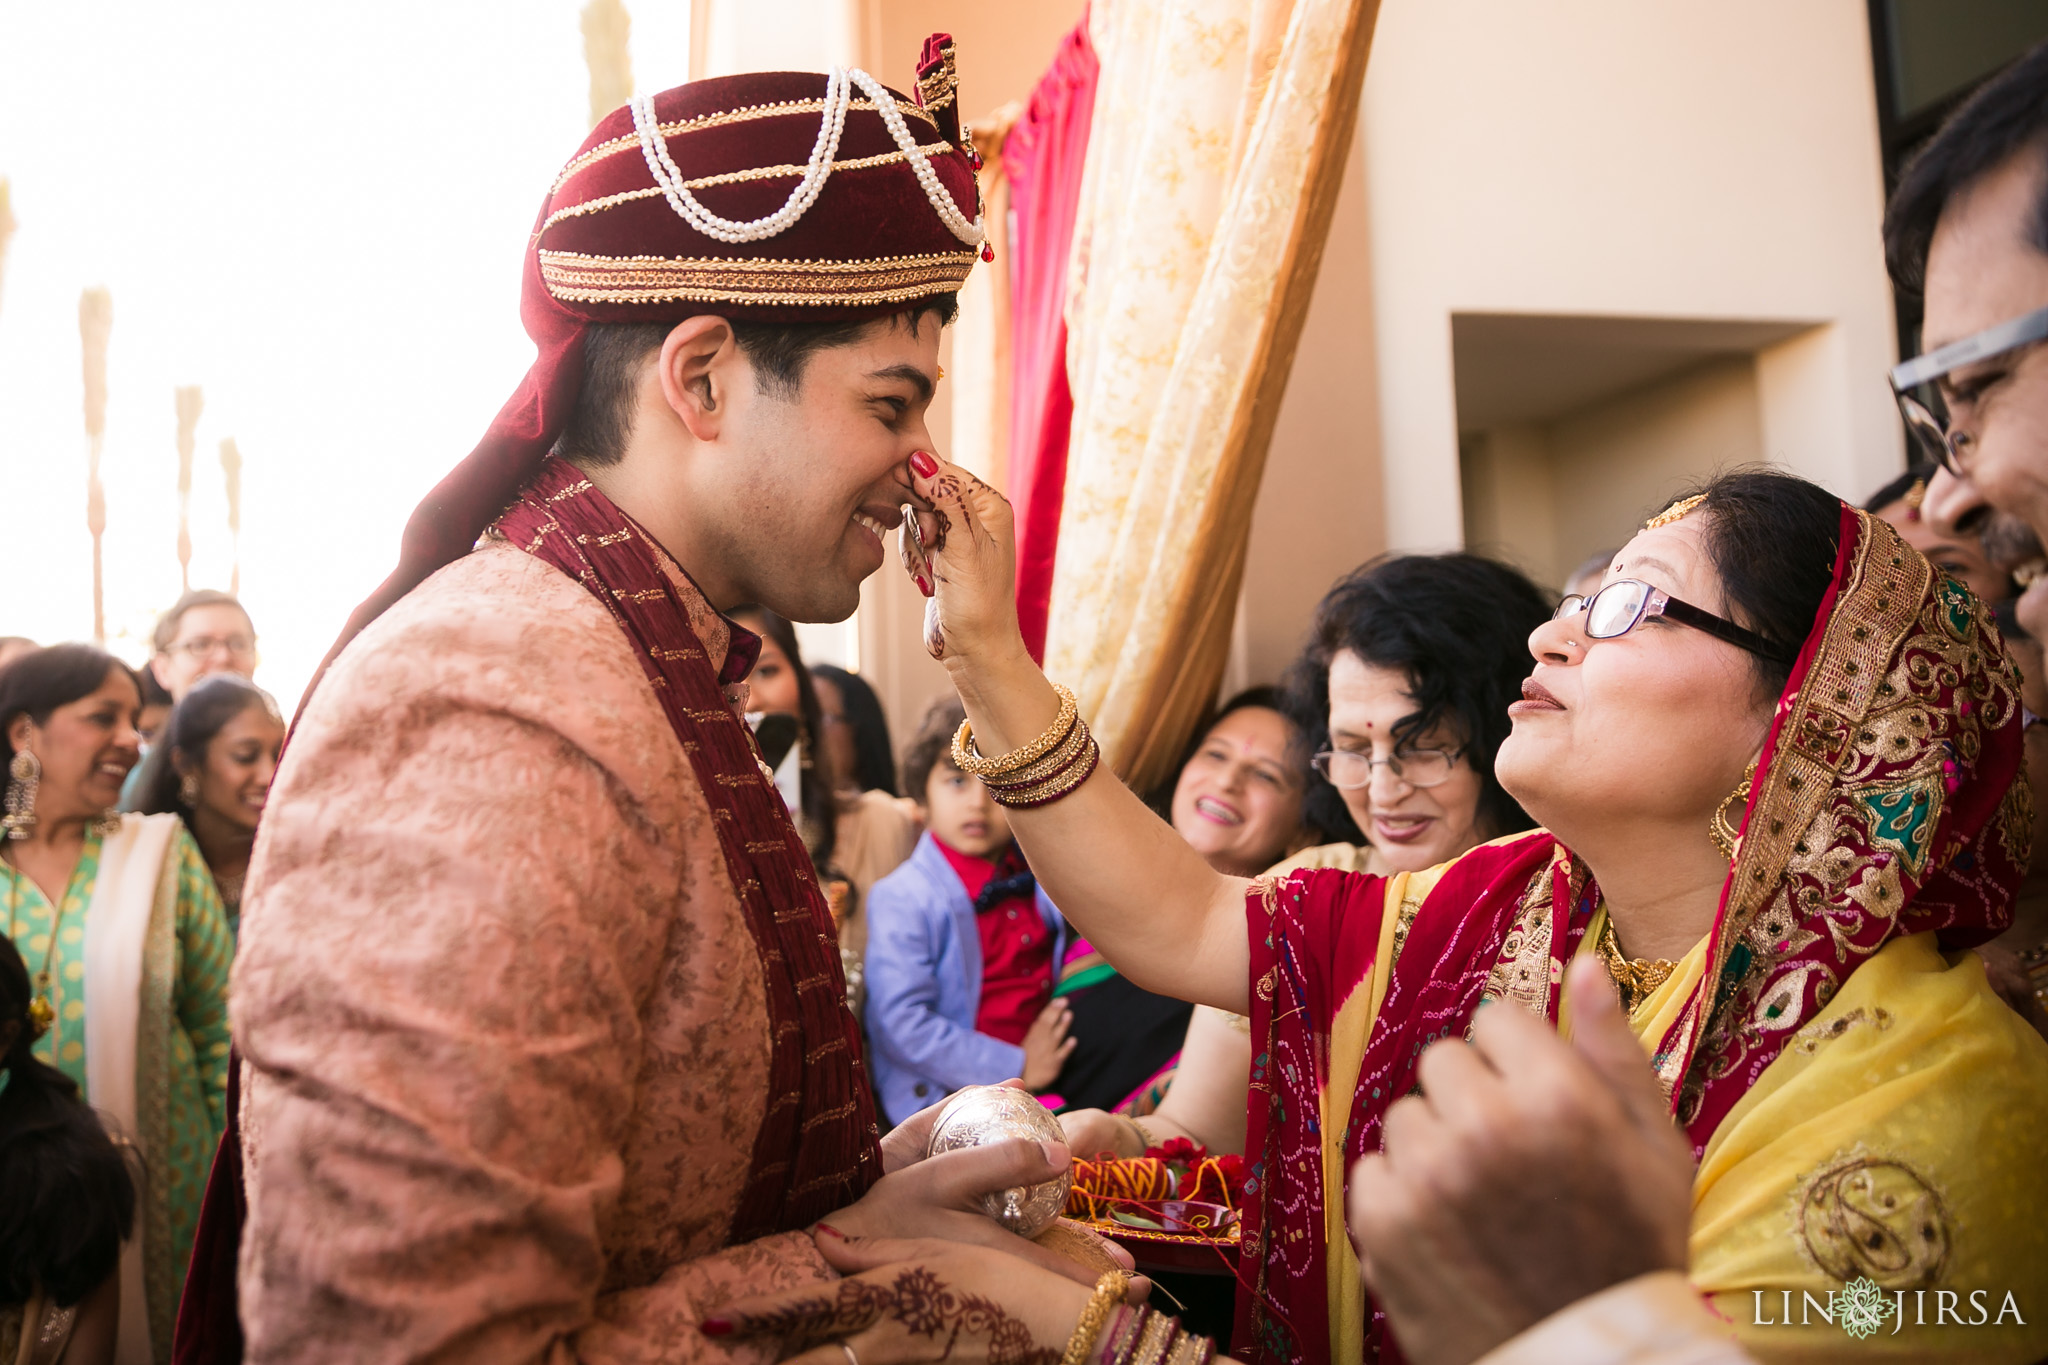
[1003,16,1097,662]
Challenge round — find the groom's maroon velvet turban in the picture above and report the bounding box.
[311,35,983,695]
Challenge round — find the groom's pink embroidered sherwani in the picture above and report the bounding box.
[233,540,838,1362]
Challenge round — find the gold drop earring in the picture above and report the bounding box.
[1711,759,1758,861]
[3,748,39,841]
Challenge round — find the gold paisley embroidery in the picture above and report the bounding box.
[1796,1151,1951,1289]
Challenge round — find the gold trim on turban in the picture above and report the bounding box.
[537,248,978,307]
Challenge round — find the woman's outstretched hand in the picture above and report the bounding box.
[900,450,1025,669]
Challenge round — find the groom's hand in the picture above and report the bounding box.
[1346,957,1696,1365]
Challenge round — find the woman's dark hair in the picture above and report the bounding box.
[1662,468,1843,700]
[0,935,137,1306]
[138,662,174,712]
[0,645,137,770]
[813,664,899,796]
[902,693,968,803]
[730,606,837,871]
[132,673,282,819]
[1282,554,1553,846]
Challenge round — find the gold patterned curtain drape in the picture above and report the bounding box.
[1041,0,1380,794]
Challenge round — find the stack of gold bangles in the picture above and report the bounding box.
[1063,1274,1216,1365]
[952,683,1100,810]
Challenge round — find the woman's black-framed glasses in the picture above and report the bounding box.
[1554,580,1797,667]
[1889,302,2048,476]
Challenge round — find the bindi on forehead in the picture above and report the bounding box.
[1610,521,1709,589]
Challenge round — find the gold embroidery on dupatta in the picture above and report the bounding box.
[1997,764,2036,870]
[1481,856,1565,1017]
[1388,891,1426,966]
[1795,1148,1951,1289]
[1248,874,1285,1021]
[1665,517,2022,1121]
[1789,1004,1893,1056]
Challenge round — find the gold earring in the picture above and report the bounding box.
[1711,761,1757,860]
[4,749,39,841]
[180,773,201,806]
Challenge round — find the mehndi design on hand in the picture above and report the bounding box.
[711,1264,1059,1365]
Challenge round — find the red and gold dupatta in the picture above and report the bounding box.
[1238,507,2029,1365]
[497,457,883,1236]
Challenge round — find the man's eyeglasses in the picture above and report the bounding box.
[1311,746,1463,791]
[1554,580,1796,667]
[1889,302,2048,476]
[167,634,257,661]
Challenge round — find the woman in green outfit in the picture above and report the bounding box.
[1,643,233,1363]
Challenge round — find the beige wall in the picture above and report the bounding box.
[1363,0,1903,554]
[867,0,1082,114]
[695,0,1079,118]
[1464,355,1769,591]
[1549,355,1766,583]
[1204,0,1907,692]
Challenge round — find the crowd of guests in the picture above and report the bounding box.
[10,32,2048,1365]
[0,590,280,1360]
[14,483,2048,1361]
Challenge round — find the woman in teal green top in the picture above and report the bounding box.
[2,643,233,1363]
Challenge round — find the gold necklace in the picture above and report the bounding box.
[2,857,61,1041]
[1597,918,1676,1017]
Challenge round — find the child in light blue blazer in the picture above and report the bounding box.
[864,697,1072,1125]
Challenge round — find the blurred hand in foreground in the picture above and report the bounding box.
[1347,956,1696,1365]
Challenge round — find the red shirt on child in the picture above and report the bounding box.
[935,839,1054,1045]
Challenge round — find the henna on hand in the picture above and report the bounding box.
[723,1265,1058,1365]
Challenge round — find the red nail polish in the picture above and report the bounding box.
[909,450,939,478]
[917,575,933,598]
[700,1319,734,1338]
[816,1222,845,1239]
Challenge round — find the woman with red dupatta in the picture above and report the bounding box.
[876,461,2048,1365]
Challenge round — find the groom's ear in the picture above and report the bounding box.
[656,315,741,440]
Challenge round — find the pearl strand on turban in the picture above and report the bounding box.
[630,72,853,244]
[628,67,984,251]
